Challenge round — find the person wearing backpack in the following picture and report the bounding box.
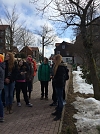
[51,54,69,121]
[61,60,69,105]
[49,56,58,106]
[50,58,69,107]
[38,57,50,100]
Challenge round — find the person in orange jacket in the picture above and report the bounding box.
[27,55,37,99]
[27,55,37,77]
[32,59,37,77]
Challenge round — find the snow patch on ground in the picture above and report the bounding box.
[72,67,100,134]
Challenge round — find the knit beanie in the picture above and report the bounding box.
[0,54,4,62]
[27,57,32,62]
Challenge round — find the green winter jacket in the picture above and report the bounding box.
[38,63,50,81]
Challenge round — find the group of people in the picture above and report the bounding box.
[0,52,37,122]
[0,52,69,122]
[38,54,69,121]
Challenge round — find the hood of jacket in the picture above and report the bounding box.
[59,61,67,67]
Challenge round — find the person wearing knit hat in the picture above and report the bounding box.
[27,57,32,62]
[0,54,5,122]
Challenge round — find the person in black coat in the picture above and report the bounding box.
[50,57,69,107]
[51,54,69,121]
[0,54,5,122]
[15,59,33,107]
[50,56,57,106]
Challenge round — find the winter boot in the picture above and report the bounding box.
[51,111,58,116]
[5,106,10,114]
[53,112,62,121]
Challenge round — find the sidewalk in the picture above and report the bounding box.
[0,81,68,134]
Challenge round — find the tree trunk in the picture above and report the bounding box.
[85,47,100,100]
[42,36,45,61]
[42,45,44,58]
[81,23,100,100]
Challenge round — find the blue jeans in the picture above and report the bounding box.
[55,87,63,113]
[4,82,15,106]
[0,89,3,118]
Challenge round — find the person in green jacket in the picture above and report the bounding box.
[38,57,50,100]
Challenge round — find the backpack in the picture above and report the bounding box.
[64,67,69,80]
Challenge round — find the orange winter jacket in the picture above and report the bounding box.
[31,60,37,76]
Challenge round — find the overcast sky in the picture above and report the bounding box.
[0,0,74,58]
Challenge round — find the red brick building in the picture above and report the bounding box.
[19,46,39,61]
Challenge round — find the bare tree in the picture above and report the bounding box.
[35,23,57,58]
[15,27,35,51]
[0,4,25,51]
[30,0,100,100]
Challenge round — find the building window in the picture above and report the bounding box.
[0,39,3,43]
[66,57,73,64]
[35,51,36,57]
[66,51,69,55]
[0,45,3,49]
[57,51,60,54]
[5,45,10,50]
[62,45,65,49]
[0,31,4,35]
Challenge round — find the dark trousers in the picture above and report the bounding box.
[16,82,29,104]
[27,80,33,92]
[52,81,57,103]
[55,87,63,113]
[0,89,3,118]
[27,76,34,93]
[1,88,5,106]
[27,80,33,99]
[40,81,48,97]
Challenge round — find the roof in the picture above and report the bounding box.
[55,43,61,46]
[0,25,10,30]
[28,47,39,51]
[55,41,73,46]
[12,46,19,53]
[20,46,39,52]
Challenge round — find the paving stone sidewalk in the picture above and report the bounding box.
[0,80,68,134]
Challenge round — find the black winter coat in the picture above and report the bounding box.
[53,62,69,88]
[4,60,16,84]
[26,62,33,81]
[15,62,29,81]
